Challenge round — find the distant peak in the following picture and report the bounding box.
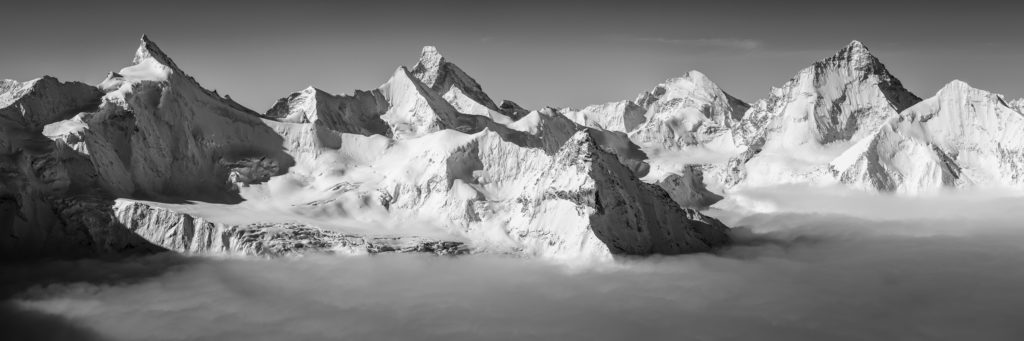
[847,40,867,50]
[420,46,444,64]
[418,46,445,72]
[133,34,180,70]
[834,40,872,59]
[648,70,721,97]
[680,70,713,83]
[412,46,447,87]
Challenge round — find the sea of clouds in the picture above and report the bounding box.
[4,185,1024,340]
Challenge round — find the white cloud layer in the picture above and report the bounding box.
[5,186,1024,340]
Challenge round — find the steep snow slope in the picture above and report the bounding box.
[728,40,921,188]
[72,35,295,202]
[410,46,505,116]
[832,80,1024,193]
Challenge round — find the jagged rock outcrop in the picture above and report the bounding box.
[831,80,1024,193]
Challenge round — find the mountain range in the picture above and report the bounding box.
[2,36,1022,261]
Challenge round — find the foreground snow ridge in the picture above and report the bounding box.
[0,36,730,261]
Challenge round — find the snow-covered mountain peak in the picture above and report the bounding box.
[301,85,323,95]
[637,70,742,109]
[625,69,749,152]
[845,40,869,54]
[823,39,875,69]
[926,80,1014,113]
[938,79,975,94]
[413,46,445,86]
[831,80,1024,194]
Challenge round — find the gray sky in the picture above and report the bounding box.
[2,0,1021,111]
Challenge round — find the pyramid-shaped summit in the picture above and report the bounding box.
[408,45,502,113]
[721,39,923,187]
[133,34,181,70]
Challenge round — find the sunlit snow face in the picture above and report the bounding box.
[5,186,1024,341]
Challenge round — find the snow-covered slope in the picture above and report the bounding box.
[726,40,921,188]
[832,80,1024,193]
[70,35,297,202]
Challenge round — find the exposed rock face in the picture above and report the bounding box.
[832,80,1024,193]
[3,37,732,261]
[498,99,530,119]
